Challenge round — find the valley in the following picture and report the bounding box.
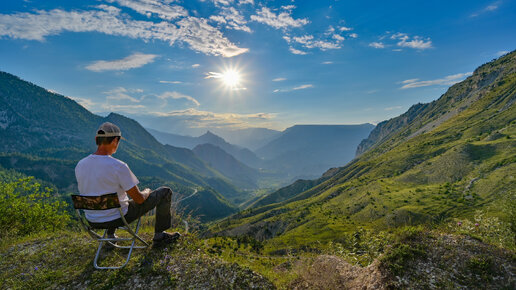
[1,50,514,288]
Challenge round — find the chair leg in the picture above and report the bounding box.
[93,230,108,270]
[92,217,148,270]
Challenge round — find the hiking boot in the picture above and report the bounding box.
[152,232,181,248]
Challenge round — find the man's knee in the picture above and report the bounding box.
[156,186,172,200]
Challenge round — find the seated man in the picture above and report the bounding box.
[75,122,180,246]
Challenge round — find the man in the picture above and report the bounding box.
[75,122,180,246]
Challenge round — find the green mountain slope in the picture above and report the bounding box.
[0,71,239,221]
[209,50,516,248]
[256,124,375,179]
[193,143,259,190]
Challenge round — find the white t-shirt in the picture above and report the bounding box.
[75,154,139,223]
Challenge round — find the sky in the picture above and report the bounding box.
[0,0,514,135]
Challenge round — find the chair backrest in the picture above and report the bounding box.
[71,193,121,210]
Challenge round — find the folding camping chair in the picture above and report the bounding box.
[71,193,149,269]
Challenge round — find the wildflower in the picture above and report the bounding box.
[457,221,462,226]
[475,223,479,227]
[34,266,38,270]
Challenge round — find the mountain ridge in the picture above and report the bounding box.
[209,50,516,246]
[0,71,239,221]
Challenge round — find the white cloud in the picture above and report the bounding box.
[86,53,159,72]
[391,32,432,50]
[322,61,333,64]
[339,26,352,31]
[293,84,313,90]
[0,6,248,57]
[106,0,188,20]
[281,5,296,11]
[272,77,286,81]
[274,84,313,93]
[289,47,307,55]
[73,97,97,110]
[401,78,419,84]
[496,50,509,57]
[210,6,251,32]
[101,104,146,113]
[206,0,235,6]
[238,0,254,5]
[204,71,224,79]
[400,72,472,89]
[471,1,501,17]
[290,34,341,50]
[158,91,200,106]
[250,7,309,29]
[160,80,183,84]
[332,34,344,41]
[384,106,402,111]
[348,33,358,38]
[104,87,142,102]
[192,63,201,68]
[154,108,276,130]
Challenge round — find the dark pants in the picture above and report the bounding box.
[89,187,173,234]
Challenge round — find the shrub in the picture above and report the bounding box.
[0,177,71,237]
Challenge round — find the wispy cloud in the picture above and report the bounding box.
[400,72,472,89]
[272,77,286,82]
[285,35,341,51]
[73,97,97,110]
[471,1,501,17]
[154,108,276,130]
[496,50,509,57]
[106,0,188,20]
[391,32,432,50]
[369,32,432,50]
[192,63,201,68]
[384,106,402,111]
[158,91,200,106]
[273,84,313,93]
[322,61,333,64]
[293,84,313,90]
[250,6,309,29]
[210,6,251,32]
[369,42,385,49]
[160,80,183,84]
[0,5,248,57]
[103,87,144,103]
[204,72,224,79]
[86,53,159,72]
[289,46,307,55]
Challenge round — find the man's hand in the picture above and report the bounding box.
[127,186,151,204]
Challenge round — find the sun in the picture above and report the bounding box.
[221,69,241,88]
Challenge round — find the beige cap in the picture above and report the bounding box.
[95,122,124,139]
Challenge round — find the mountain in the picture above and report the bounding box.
[179,187,237,222]
[210,51,516,248]
[212,127,282,151]
[149,129,263,168]
[0,71,239,221]
[255,124,375,178]
[146,128,199,149]
[193,143,259,191]
[248,167,340,209]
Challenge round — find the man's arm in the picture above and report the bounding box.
[126,186,151,204]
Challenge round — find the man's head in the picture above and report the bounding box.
[95,122,123,154]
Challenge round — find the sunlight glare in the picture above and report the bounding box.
[222,69,241,88]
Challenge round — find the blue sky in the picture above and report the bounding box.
[0,0,514,135]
